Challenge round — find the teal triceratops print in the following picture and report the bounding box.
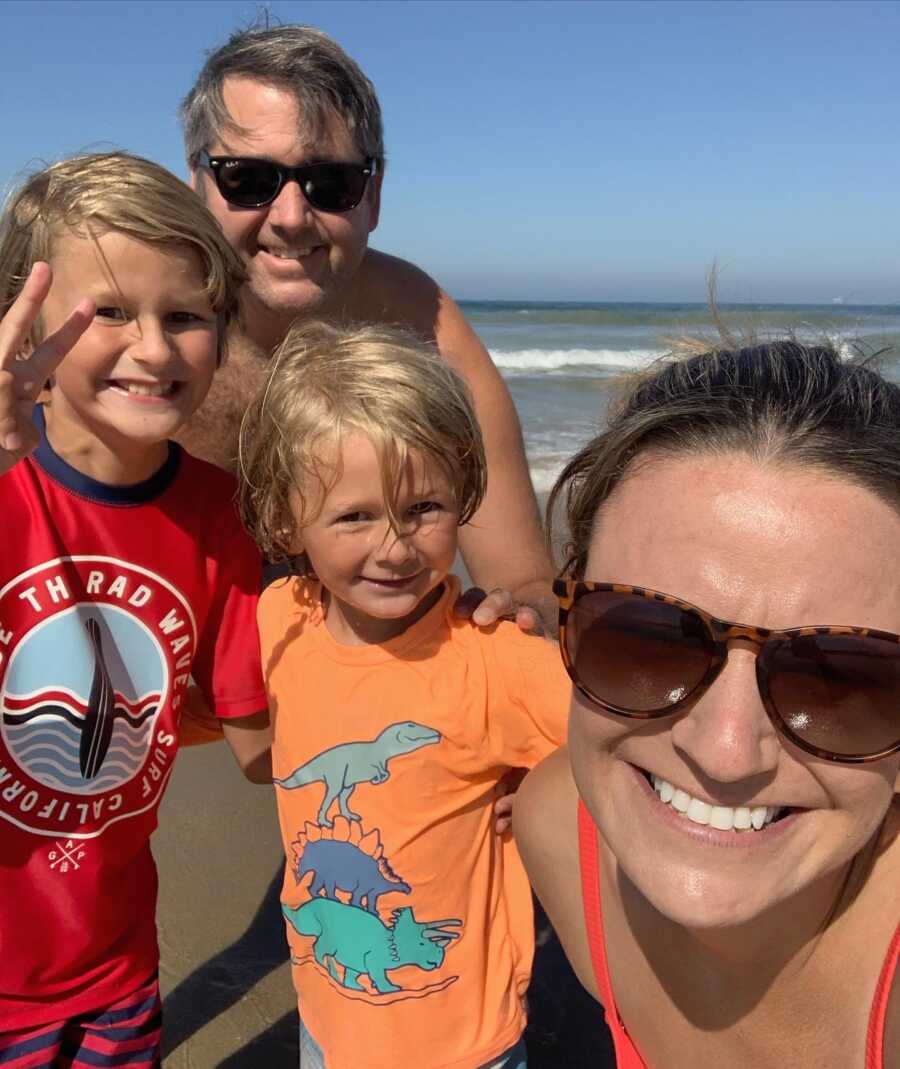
[283,898,461,995]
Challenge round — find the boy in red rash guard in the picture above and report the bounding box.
[0,153,270,1066]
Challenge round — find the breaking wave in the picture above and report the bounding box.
[490,347,662,374]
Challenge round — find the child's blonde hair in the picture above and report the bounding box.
[239,320,487,564]
[0,151,246,357]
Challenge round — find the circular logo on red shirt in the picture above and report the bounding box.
[0,556,197,837]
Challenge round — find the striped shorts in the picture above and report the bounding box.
[0,974,161,1068]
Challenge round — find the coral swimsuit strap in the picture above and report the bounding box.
[868,918,900,1068]
[577,799,648,1069]
[576,799,899,1069]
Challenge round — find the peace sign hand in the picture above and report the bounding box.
[0,262,94,475]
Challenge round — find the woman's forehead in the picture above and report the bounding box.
[587,452,900,632]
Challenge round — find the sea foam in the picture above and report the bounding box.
[489,347,663,373]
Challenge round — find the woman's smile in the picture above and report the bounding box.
[628,762,807,847]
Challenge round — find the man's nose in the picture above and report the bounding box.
[266,178,314,230]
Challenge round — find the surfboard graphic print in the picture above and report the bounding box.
[78,617,116,780]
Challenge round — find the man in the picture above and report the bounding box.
[178,24,555,629]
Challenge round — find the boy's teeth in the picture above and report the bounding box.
[650,775,781,832]
[118,382,173,397]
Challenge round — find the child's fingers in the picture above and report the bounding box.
[0,370,20,450]
[0,290,92,459]
[0,371,36,454]
[27,299,95,383]
[0,420,37,456]
[493,793,514,835]
[0,263,53,369]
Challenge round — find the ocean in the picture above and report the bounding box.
[462,301,900,495]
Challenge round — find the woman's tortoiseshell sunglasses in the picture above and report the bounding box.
[553,580,900,764]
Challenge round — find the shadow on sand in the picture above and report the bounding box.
[162,871,296,1065]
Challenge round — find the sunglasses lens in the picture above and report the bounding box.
[566,591,714,714]
[215,160,281,207]
[765,634,900,759]
[300,163,369,212]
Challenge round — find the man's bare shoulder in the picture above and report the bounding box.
[345,250,502,385]
[343,248,444,339]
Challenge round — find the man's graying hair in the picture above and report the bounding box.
[550,341,900,579]
[181,25,384,166]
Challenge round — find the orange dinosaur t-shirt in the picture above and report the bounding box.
[257,575,569,1069]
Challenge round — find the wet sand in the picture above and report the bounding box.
[155,741,297,1066]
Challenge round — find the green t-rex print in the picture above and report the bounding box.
[273,721,441,827]
[283,898,462,994]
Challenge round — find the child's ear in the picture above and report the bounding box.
[281,529,314,578]
[18,335,55,397]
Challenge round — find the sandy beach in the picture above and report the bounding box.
[155,740,297,1066]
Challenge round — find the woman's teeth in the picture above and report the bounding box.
[651,775,782,832]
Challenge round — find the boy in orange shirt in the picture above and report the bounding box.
[240,321,569,1069]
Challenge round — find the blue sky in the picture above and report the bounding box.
[2,0,898,303]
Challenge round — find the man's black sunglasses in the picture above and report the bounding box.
[198,151,376,211]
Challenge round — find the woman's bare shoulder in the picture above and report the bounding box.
[514,746,601,1002]
[515,746,579,853]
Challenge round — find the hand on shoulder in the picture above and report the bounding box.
[453,585,547,635]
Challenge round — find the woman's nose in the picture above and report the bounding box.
[670,646,782,785]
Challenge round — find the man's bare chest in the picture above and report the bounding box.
[176,348,269,472]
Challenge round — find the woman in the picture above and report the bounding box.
[514,341,899,1068]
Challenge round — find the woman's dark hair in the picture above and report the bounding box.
[550,341,900,579]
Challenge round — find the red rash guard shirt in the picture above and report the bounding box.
[0,409,265,1029]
